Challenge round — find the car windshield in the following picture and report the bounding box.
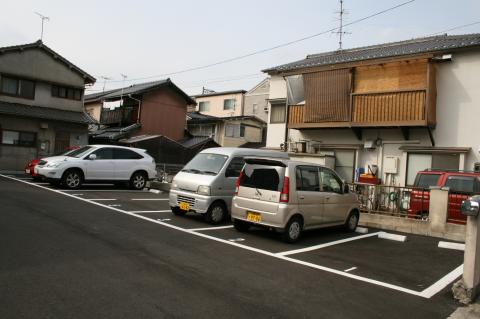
[414,173,441,188]
[182,153,228,175]
[66,146,94,158]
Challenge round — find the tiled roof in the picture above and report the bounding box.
[85,78,196,105]
[264,33,480,74]
[0,40,96,83]
[178,136,218,148]
[0,101,97,124]
[192,89,246,98]
[89,123,141,140]
[186,112,221,122]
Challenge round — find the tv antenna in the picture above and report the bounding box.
[333,0,351,50]
[120,74,128,105]
[34,12,50,41]
[99,76,112,92]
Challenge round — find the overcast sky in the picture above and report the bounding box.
[1,0,479,95]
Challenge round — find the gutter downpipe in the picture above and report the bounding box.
[128,94,142,124]
[283,75,289,152]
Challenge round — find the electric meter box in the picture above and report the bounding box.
[384,156,399,174]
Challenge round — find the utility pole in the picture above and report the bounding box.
[34,12,50,41]
[333,0,350,50]
[100,76,112,92]
[120,73,128,106]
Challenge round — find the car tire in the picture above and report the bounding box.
[205,202,226,225]
[233,219,250,232]
[171,206,187,216]
[130,171,147,190]
[345,211,359,232]
[61,169,83,189]
[282,216,303,243]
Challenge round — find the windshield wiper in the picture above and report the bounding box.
[200,170,217,175]
[182,168,201,174]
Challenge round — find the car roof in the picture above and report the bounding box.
[199,147,289,158]
[88,144,146,153]
[245,157,330,168]
[418,170,480,176]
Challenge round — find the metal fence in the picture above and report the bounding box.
[156,163,184,183]
[348,183,429,220]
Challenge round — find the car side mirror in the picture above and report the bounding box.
[461,200,480,217]
[88,154,97,160]
[343,184,349,194]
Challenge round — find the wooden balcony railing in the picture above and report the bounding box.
[352,89,426,126]
[100,107,135,125]
[288,89,429,128]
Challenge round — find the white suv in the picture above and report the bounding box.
[36,145,157,189]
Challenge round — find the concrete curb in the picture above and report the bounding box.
[149,180,171,192]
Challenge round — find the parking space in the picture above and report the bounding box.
[1,172,464,300]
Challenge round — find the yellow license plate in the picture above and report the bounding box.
[247,212,262,223]
[179,202,190,211]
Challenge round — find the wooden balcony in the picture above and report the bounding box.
[288,89,433,129]
[100,107,136,125]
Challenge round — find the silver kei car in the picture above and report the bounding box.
[231,158,360,243]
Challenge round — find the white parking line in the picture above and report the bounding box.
[438,241,465,251]
[344,267,357,272]
[131,198,169,201]
[130,210,171,214]
[276,232,381,256]
[62,190,148,192]
[0,173,463,299]
[189,225,234,231]
[87,199,117,201]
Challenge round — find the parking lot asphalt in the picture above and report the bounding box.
[0,173,465,318]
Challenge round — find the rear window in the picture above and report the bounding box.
[445,176,479,193]
[414,173,441,188]
[240,164,285,192]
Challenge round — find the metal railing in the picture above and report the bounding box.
[348,183,429,220]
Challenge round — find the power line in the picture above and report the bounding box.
[427,21,480,36]
[103,0,415,83]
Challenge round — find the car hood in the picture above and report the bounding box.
[173,171,218,192]
[39,155,75,164]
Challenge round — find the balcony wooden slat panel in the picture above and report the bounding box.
[288,105,304,124]
[100,107,134,125]
[352,90,426,125]
[303,69,351,122]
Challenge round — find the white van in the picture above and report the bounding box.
[169,148,289,224]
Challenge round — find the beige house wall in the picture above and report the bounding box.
[85,102,102,121]
[195,93,244,117]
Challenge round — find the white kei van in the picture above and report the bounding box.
[169,148,289,224]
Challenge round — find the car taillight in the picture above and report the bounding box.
[235,171,245,195]
[280,176,290,203]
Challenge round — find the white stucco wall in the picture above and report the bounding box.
[266,75,287,149]
[435,51,480,169]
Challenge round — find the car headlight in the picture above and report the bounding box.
[46,162,62,168]
[197,185,211,195]
[171,182,178,190]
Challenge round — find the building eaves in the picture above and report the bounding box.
[263,33,480,74]
[0,40,96,84]
[0,101,97,124]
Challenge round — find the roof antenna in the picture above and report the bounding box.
[120,73,128,106]
[333,0,351,50]
[34,12,50,41]
[100,76,112,92]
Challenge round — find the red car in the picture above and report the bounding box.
[25,147,80,180]
[407,169,480,224]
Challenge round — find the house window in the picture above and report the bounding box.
[199,101,210,112]
[270,103,286,123]
[223,99,235,110]
[1,130,36,147]
[225,124,245,138]
[252,103,258,114]
[52,85,83,101]
[0,75,35,99]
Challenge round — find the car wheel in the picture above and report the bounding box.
[205,202,226,225]
[130,171,147,190]
[233,219,250,232]
[282,216,303,243]
[61,169,83,189]
[171,206,187,216]
[345,211,359,232]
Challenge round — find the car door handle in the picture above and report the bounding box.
[325,196,330,200]
[299,196,305,200]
